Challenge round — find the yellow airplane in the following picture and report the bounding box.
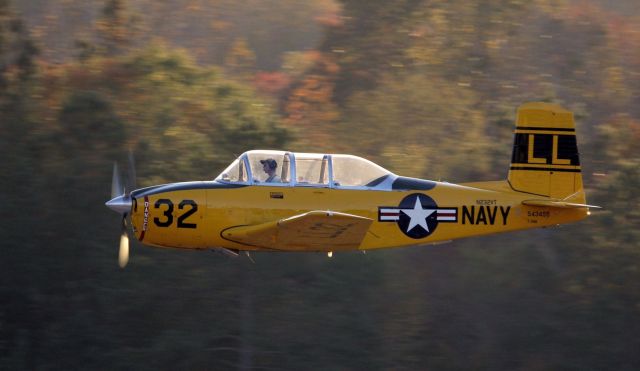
[106,102,598,267]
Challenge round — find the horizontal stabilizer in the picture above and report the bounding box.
[522,199,601,209]
[222,211,373,251]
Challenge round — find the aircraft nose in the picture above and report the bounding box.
[105,195,132,214]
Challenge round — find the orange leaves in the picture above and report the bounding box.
[285,74,339,124]
[283,54,341,133]
[253,72,291,96]
[224,38,256,74]
[314,0,344,27]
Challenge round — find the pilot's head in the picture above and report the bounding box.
[260,158,277,174]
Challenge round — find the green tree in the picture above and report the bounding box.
[341,72,489,180]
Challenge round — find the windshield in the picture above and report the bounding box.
[216,158,248,183]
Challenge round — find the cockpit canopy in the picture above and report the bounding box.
[215,150,394,189]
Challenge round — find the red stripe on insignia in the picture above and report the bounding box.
[437,211,456,215]
[437,209,457,222]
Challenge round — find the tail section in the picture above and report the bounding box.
[508,102,584,201]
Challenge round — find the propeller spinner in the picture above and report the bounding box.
[106,155,136,268]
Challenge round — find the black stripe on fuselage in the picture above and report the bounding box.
[131,181,248,198]
[509,166,581,173]
[515,126,575,132]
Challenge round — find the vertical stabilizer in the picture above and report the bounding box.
[508,102,584,201]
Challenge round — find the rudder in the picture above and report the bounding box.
[508,102,584,200]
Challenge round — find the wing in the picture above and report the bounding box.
[222,211,373,251]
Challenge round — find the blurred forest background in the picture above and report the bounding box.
[1,0,639,369]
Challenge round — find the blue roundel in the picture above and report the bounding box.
[396,194,439,239]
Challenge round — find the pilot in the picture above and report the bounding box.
[260,158,281,183]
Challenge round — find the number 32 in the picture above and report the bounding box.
[153,199,198,229]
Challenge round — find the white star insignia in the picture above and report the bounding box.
[401,197,436,233]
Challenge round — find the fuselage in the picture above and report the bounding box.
[128,179,587,252]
